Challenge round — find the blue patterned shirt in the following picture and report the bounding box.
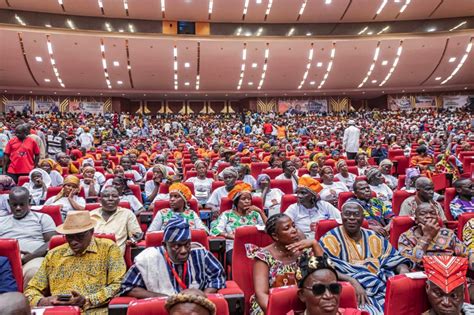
[450,196,474,220]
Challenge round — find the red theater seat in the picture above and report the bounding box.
[184,170,214,180]
[347,166,359,176]
[129,184,143,203]
[158,182,195,195]
[262,168,283,179]
[392,190,415,215]
[43,306,81,315]
[220,196,263,213]
[46,186,85,200]
[127,294,229,315]
[18,175,29,187]
[251,163,269,179]
[393,156,409,176]
[389,216,415,249]
[145,230,209,249]
[270,179,294,194]
[48,233,116,250]
[280,194,297,213]
[384,275,429,315]
[0,239,23,292]
[216,162,231,175]
[444,187,456,221]
[33,205,63,226]
[388,149,404,160]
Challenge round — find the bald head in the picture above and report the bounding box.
[415,177,435,202]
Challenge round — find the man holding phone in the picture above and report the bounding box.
[25,211,126,314]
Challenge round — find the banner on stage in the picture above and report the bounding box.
[388,96,412,111]
[413,96,436,108]
[69,101,104,115]
[4,100,31,113]
[442,95,469,108]
[34,101,60,113]
[278,99,328,114]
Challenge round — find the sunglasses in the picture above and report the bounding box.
[303,283,342,296]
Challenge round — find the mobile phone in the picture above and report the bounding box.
[57,294,72,301]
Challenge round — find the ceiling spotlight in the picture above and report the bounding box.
[310,81,315,85]
[325,0,331,3]
[45,24,52,28]
[252,63,258,68]
[113,61,120,66]
[371,80,377,83]
[427,27,436,32]
[184,62,190,68]
[435,77,441,80]
[448,57,456,63]
[381,60,388,65]
[248,82,254,86]
[35,56,43,62]
[306,32,312,36]
[44,78,51,82]
[184,82,190,86]
[117,80,123,84]
[316,62,323,67]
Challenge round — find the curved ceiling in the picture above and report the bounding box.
[1,0,474,23]
[0,26,472,98]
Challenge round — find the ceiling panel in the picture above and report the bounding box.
[0,31,36,87]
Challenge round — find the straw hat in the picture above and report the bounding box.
[56,211,96,235]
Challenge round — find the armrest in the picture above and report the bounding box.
[209,237,226,266]
[220,281,245,315]
[108,297,136,315]
[445,220,458,230]
[138,211,153,224]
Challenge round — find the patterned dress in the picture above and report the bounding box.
[148,208,209,233]
[350,198,394,230]
[463,218,474,250]
[245,244,310,315]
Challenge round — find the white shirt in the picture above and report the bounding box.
[125,169,142,182]
[369,183,394,207]
[253,188,285,217]
[80,179,101,198]
[275,173,298,192]
[382,174,398,190]
[284,201,341,239]
[49,170,64,187]
[206,186,229,210]
[78,132,94,149]
[320,182,349,204]
[343,125,360,153]
[186,177,214,204]
[335,172,356,191]
[44,195,86,219]
[120,195,143,214]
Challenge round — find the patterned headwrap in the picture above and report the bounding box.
[81,158,95,168]
[227,182,252,201]
[221,167,239,179]
[53,175,80,202]
[163,215,191,243]
[423,256,468,293]
[306,161,317,171]
[366,167,380,182]
[165,292,216,315]
[379,159,393,167]
[169,183,192,202]
[39,159,62,173]
[336,159,347,171]
[256,174,271,189]
[194,159,207,169]
[313,153,325,162]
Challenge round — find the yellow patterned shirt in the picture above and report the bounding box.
[25,237,126,314]
[463,218,474,250]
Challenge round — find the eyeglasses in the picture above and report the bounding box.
[303,283,342,296]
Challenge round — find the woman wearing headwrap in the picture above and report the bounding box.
[81,158,106,186]
[206,166,239,212]
[186,160,214,207]
[44,175,85,219]
[366,167,393,208]
[22,168,51,205]
[165,289,217,315]
[253,174,284,217]
[210,183,267,265]
[56,152,79,175]
[103,165,134,188]
[111,176,145,214]
[237,165,257,190]
[319,166,349,207]
[79,166,101,199]
[306,162,320,179]
[38,159,63,187]
[334,160,356,191]
[144,164,168,203]
[149,183,207,233]
[379,159,397,190]
[284,177,341,239]
[312,153,327,169]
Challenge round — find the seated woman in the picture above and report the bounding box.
[311,153,327,169]
[144,164,168,203]
[38,159,63,187]
[247,213,324,315]
[319,166,349,207]
[120,156,143,183]
[379,159,397,190]
[80,158,106,186]
[22,168,51,205]
[253,174,284,217]
[306,161,320,179]
[186,160,214,208]
[103,165,134,188]
[149,183,207,232]
[56,152,79,175]
[366,168,393,208]
[275,160,299,192]
[79,166,101,199]
[90,186,143,254]
[410,145,434,176]
[237,165,257,190]
[165,289,216,315]
[355,152,369,176]
[206,167,239,213]
[290,253,366,315]
[44,175,85,219]
[111,176,145,214]
[211,183,267,265]
[334,160,356,191]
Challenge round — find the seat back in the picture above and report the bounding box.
[270,179,294,194]
[458,212,474,240]
[397,175,407,190]
[389,216,415,249]
[219,196,263,213]
[129,184,143,203]
[232,226,273,313]
[432,173,448,191]
[18,176,29,187]
[250,162,269,179]
[46,185,85,200]
[145,230,209,249]
[280,194,297,213]
[152,199,199,217]
[216,162,231,175]
[267,283,359,315]
[32,205,63,226]
[0,239,23,292]
[48,233,116,250]
[337,192,355,210]
[392,190,415,215]
[127,294,229,315]
[388,149,404,160]
[444,187,456,220]
[393,156,409,176]
[44,306,81,315]
[262,168,284,179]
[159,182,195,195]
[347,166,359,176]
[184,170,214,180]
[297,168,309,177]
[384,275,429,315]
[211,181,225,192]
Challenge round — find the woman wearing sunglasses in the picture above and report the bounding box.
[292,253,367,315]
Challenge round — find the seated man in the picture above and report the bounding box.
[25,211,126,314]
[320,201,411,315]
[450,178,474,220]
[0,187,56,289]
[120,215,225,298]
[423,256,474,315]
[398,203,472,270]
[400,177,447,221]
[349,180,394,238]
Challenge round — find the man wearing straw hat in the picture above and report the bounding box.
[25,211,126,314]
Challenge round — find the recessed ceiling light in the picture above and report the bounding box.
[184,82,190,86]
[304,93,307,96]
[371,80,377,83]
[427,27,436,32]
[184,62,190,68]
[367,31,373,35]
[402,90,405,93]
[117,80,123,84]
[35,56,43,62]
[54,91,57,94]
[465,87,468,90]
[248,82,254,86]
[29,91,32,93]
[77,92,81,95]
[252,63,258,68]
[325,0,331,4]
[113,61,120,66]
[316,62,323,67]
[448,57,456,63]
[45,24,52,28]
[44,78,50,82]
[256,0,262,3]
[143,94,146,96]
[306,32,312,36]
[435,77,441,80]
[422,89,425,92]
[310,81,316,85]
[381,60,388,66]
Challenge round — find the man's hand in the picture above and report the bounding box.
[68,290,86,307]
[421,218,440,242]
[351,280,369,306]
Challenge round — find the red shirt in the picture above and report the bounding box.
[263,123,273,135]
[4,137,40,174]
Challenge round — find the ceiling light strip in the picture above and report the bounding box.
[196,42,201,90]
[318,42,336,89]
[57,0,66,12]
[15,14,26,26]
[258,43,270,90]
[66,19,75,30]
[377,26,390,35]
[98,0,105,15]
[264,0,273,21]
[374,0,387,18]
[100,39,112,89]
[161,0,166,18]
[17,33,39,86]
[46,35,65,88]
[399,0,411,13]
[208,0,213,19]
[358,26,368,35]
[358,41,381,88]
[123,0,129,16]
[173,45,178,90]
[242,0,250,20]
[125,39,134,88]
[450,21,467,32]
[379,40,403,86]
[297,0,308,21]
[237,43,247,90]
[441,38,473,85]
[297,43,314,90]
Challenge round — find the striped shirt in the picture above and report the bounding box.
[120,245,225,295]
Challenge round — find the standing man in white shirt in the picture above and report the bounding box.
[343,120,360,160]
[78,127,94,150]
